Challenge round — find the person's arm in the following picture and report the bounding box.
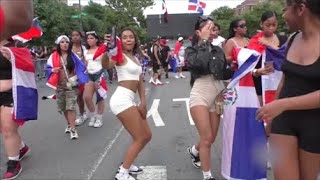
[1,0,33,40]
[137,75,147,119]
[101,53,117,69]
[166,48,170,62]
[280,90,320,111]
[154,45,161,65]
[224,40,235,63]
[274,74,284,99]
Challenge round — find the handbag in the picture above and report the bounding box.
[214,90,225,115]
[60,57,78,90]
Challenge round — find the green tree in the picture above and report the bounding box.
[210,6,237,38]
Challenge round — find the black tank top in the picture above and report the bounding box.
[0,53,12,80]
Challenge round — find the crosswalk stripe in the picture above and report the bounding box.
[137,166,167,180]
[172,98,195,125]
[147,99,165,127]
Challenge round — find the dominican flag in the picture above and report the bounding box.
[93,37,123,64]
[222,48,267,180]
[188,0,206,15]
[7,47,38,124]
[96,75,108,103]
[11,18,43,43]
[162,0,168,23]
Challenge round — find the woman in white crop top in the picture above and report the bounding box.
[83,32,105,128]
[102,28,151,180]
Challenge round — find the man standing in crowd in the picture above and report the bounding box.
[174,37,186,79]
[160,39,170,79]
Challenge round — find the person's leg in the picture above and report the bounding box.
[77,85,85,115]
[116,107,152,175]
[299,150,320,180]
[1,106,23,179]
[190,106,213,173]
[270,134,300,180]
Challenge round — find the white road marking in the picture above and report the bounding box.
[137,166,167,180]
[147,99,165,127]
[86,126,124,180]
[172,98,195,125]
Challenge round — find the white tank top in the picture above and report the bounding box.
[116,54,142,82]
[85,52,103,74]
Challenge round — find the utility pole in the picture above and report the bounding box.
[79,0,83,31]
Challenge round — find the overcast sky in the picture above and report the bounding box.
[67,0,245,15]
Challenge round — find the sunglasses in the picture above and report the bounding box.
[86,31,97,35]
[238,24,247,28]
[195,16,214,30]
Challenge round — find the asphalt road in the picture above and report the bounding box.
[0,72,275,180]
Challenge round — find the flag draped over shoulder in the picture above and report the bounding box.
[46,51,89,89]
[222,48,267,180]
[8,47,38,124]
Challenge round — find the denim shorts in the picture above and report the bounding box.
[88,70,104,82]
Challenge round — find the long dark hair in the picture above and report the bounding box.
[85,32,100,50]
[70,30,84,59]
[120,28,142,56]
[227,19,243,40]
[261,11,277,22]
[56,42,75,73]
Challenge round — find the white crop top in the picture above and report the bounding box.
[116,54,142,82]
[85,53,103,74]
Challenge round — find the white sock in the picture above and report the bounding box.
[96,114,102,120]
[20,141,25,149]
[119,165,129,174]
[203,170,212,178]
[88,112,95,118]
[192,145,199,156]
[8,155,19,161]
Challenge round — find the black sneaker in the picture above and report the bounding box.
[187,146,201,168]
[204,176,216,180]
[3,160,22,180]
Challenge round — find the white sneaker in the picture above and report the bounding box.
[128,165,143,175]
[174,74,180,79]
[180,74,186,78]
[65,125,71,133]
[75,113,88,126]
[115,172,135,180]
[155,79,163,85]
[88,116,96,127]
[70,128,79,140]
[93,117,103,128]
[148,78,154,84]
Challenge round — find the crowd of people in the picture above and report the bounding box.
[0,0,320,180]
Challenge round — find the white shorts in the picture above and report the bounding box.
[174,55,185,68]
[109,86,136,115]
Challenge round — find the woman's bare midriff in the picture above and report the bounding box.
[0,80,12,92]
[118,80,139,93]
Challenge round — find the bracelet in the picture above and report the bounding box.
[251,69,258,77]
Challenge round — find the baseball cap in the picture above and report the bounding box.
[178,37,183,41]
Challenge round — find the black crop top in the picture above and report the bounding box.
[0,53,12,80]
[279,32,320,99]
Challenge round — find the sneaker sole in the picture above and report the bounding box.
[19,148,31,161]
[187,147,201,169]
[3,167,23,180]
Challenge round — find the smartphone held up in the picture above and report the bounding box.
[105,27,117,49]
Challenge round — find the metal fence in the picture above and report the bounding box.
[33,58,47,80]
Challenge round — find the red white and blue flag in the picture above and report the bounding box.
[12,18,43,43]
[7,47,38,124]
[221,45,286,180]
[188,0,206,15]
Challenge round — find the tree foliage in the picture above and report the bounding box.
[31,0,154,47]
[210,1,287,39]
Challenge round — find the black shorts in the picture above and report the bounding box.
[0,90,13,107]
[153,61,160,73]
[88,70,104,82]
[271,110,320,153]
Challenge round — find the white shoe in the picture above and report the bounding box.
[70,128,79,139]
[115,172,135,180]
[180,74,186,78]
[148,78,154,84]
[65,125,71,133]
[174,74,180,79]
[93,118,103,128]
[88,116,96,127]
[155,79,163,85]
[75,113,88,126]
[118,164,143,175]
